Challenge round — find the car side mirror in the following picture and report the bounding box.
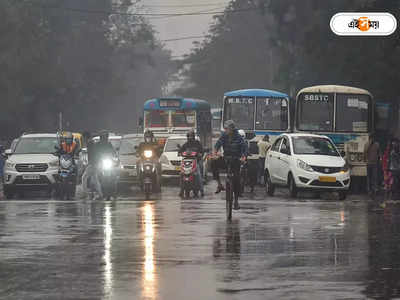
[340,151,345,157]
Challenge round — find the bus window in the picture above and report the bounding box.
[145,110,168,128]
[224,97,254,130]
[336,94,370,132]
[171,110,195,127]
[298,93,334,131]
[255,98,288,130]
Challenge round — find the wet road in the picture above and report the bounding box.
[1,183,400,300]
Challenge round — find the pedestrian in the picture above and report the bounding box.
[382,139,394,201]
[364,134,380,199]
[388,139,400,200]
[257,135,271,185]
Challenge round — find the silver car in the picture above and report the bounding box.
[3,133,60,198]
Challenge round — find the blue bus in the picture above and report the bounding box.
[143,97,212,148]
[222,89,291,140]
[295,85,374,178]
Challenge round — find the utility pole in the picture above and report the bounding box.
[59,112,62,132]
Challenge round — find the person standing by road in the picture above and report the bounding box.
[257,135,271,185]
[364,134,380,199]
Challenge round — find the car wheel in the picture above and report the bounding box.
[338,191,347,200]
[264,170,275,197]
[288,174,298,198]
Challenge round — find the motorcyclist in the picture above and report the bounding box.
[178,129,204,197]
[56,132,79,157]
[93,131,117,199]
[136,130,163,192]
[213,120,247,210]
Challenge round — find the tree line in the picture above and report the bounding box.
[176,0,400,107]
[0,0,176,139]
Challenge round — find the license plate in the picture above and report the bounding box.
[129,170,137,176]
[23,174,40,180]
[319,176,336,182]
[175,166,181,171]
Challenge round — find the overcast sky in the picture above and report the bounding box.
[139,0,231,57]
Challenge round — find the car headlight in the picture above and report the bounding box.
[144,150,153,158]
[160,155,169,165]
[297,159,313,172]
[102,159,113,170]
[49,160,59,168]
[340,163,350,173]
[5,161,15,170]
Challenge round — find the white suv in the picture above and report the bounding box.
[264,133,350,200]
[3,133,60,198]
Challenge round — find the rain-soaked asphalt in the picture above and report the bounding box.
[1,182,400,300]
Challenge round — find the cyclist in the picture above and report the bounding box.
[213,120,247,210]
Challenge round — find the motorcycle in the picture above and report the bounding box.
[180,150,201,199]
[57,153,77,200]
[137,149,160,200]
[98,155,119,200]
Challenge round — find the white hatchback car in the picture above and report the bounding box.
[264,133,350,199]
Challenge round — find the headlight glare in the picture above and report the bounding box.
[144,150,153,158]
[102,159,113,170]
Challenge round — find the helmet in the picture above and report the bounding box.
[187,129,195,141]
[65,132,73,145]
[223,120,236,130]
[238,129,245,139]
[144,130,154,142]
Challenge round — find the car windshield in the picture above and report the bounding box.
[165,139,186,152]
[292,136,339,156]
[14,137,58,154]
[119,138,143,155]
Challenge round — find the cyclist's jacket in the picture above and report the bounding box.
[214,130,247,158]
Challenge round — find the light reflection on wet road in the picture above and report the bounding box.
[1,183,400,299]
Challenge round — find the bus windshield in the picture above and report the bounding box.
[336,94,370,132]
[256,97,288,130]
[224,97,254,130]
[144,110,168,128]
[171,110,196,127]
[298,93,334,131]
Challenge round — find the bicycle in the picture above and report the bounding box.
[224,156,240,221]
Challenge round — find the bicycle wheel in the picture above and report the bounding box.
[226,180,233,221]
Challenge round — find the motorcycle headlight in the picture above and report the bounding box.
[297,159,313,172]
[144,150,153,159]
[160,155,169,165]
[5,161,15,170]
[60,158,72,169]
[49,160,59,168]
[102,159,113,170]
